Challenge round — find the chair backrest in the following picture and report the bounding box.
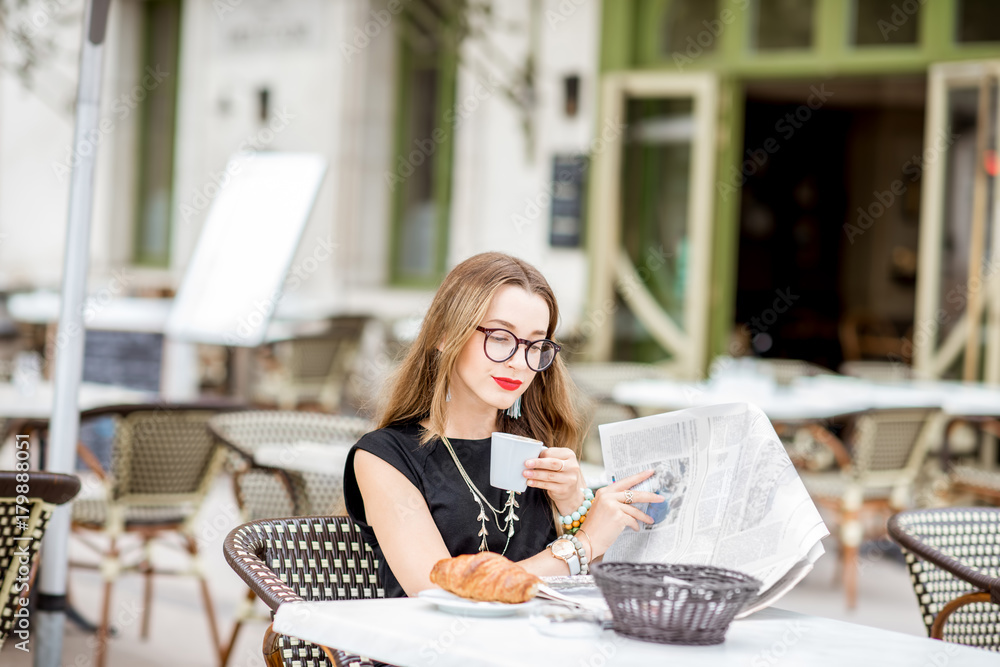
[888,508,1000,649]
[108,407,225,502]
[208,412,372,519]
[223,516,384,667]
[850,408,938,484]
[0,472,80,649]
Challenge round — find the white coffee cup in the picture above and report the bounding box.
[490,432,546,492]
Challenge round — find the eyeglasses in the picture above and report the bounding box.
[475,326,562,372]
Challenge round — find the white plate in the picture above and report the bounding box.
[417,589,537,617]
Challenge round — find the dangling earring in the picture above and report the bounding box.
[446,388,452,402]
[506,395,521,419]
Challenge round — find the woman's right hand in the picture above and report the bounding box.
[579,469,664,559]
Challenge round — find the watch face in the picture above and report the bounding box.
[551,539,574,559]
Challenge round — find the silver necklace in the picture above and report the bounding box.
[440,435,519,554]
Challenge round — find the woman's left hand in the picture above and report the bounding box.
[523,448,584,513]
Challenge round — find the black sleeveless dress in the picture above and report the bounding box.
[343,422,558,598]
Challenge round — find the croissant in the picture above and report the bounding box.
[429,552,540,603]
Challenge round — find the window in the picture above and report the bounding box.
[853,0,919,46]
[661,0,721,57]
[753,0,815,51]
[133,0,181,267]
[389,7,457,287]
[956,0,1000,44]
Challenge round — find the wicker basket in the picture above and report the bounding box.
[591,562,761,645]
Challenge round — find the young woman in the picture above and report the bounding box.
[344,252,663,598]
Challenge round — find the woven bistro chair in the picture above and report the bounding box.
[253,317,369,412]
[0,471,81,650]
[208,411,372,519]
[888,508,1000,650]
[800,407,941,608]
[64,402,242,667]
[223,517,387,667]
[938,417,1000,504]
[208,411,372,665]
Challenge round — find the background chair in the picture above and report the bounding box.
[208,410,372,519]
[253,317,369,412]
[67,402,242,667]
[0,471,81,651]
[888,507,1000,650]
[208,411,372,664]
[800,407,941,608]
[939,417,1000,504]
[223,516,385,667]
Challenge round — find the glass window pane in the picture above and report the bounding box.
[616,97,694,362]
[937,82,998,347]
[397,67,440,279]
[754,0,815,51]
[661,0,720,57]
[135,0,180,267]
[853,0,919,46]
[957,0,1000,43]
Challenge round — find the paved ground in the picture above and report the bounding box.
[3,476,928,666]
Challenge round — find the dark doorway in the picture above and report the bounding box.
[734,76,926,371]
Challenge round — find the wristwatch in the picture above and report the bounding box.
[549,537,581,576]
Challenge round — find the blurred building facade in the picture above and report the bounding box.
[1,0,999,383]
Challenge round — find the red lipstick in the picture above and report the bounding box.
[493,377,522,391]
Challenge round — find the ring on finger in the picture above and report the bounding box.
[555,460,565,473]
[624,490,634,505]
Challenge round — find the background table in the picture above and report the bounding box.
[612,375,1000,422]
[273,598,997,667]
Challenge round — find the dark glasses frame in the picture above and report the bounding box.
[475,326,562,372]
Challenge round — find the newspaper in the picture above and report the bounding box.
[598,402,829,616]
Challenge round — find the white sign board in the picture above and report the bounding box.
[166,152,327,347]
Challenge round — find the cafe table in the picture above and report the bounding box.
[611,375,1000,423]
[273,598,997,667]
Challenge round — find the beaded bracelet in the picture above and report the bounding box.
[559,488,595,535]
[566,533,589,575]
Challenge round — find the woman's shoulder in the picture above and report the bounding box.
[354,422,432,462]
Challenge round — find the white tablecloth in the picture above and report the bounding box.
[0,381,155,420]
[253,441,354,475]
[273,598,996,667]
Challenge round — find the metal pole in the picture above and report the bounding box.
[35,1,111,665]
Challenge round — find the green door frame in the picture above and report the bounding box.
[595,0,1000,373]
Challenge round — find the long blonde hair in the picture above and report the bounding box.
[378,252,585,459]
